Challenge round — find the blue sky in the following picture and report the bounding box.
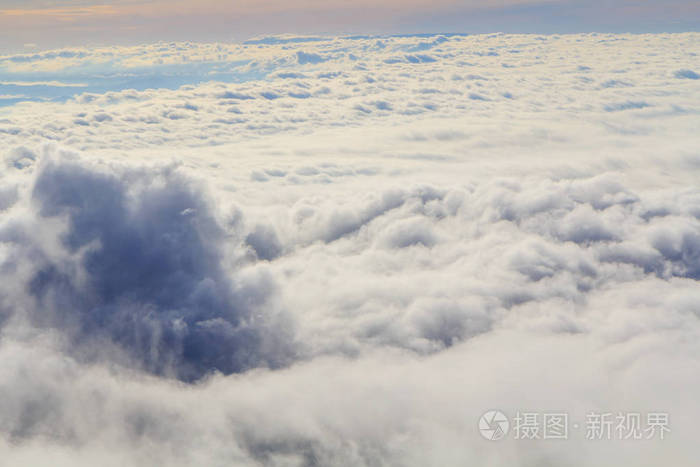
[1,1,698,53]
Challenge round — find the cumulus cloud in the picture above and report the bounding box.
[0,147,295,382]
[0,33,699,466]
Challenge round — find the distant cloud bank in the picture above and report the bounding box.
[1,0,699,51]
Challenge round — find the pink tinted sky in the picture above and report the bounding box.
[0,0,698,52]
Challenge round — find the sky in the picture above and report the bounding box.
[0,0,699,52]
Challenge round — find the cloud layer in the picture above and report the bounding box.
[0,33,699,466]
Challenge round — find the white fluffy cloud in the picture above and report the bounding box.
[0,33,699,466]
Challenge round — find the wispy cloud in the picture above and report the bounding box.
[0,4,118,19]
[0,80,88,87]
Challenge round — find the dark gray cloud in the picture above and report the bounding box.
[1,150,294,382]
